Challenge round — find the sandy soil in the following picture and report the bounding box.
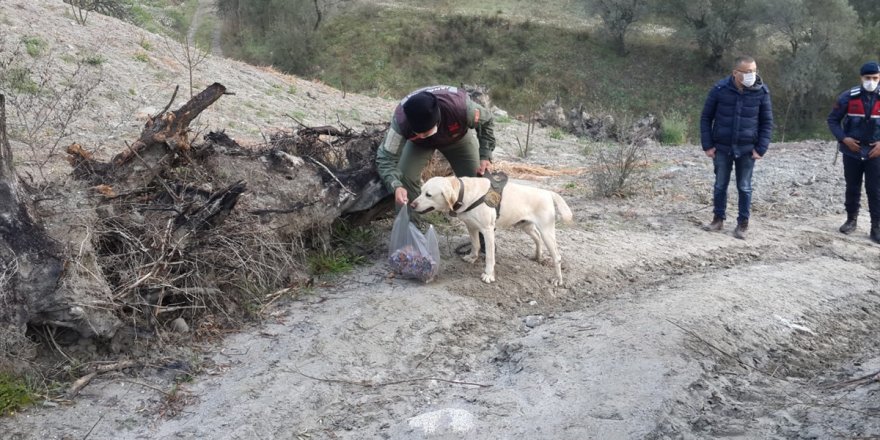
[2,1,880,439]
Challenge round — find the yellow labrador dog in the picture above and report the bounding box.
[411,175,573,285]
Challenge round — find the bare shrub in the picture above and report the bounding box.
[165,35,210,99]
[590,117,653,197]
[0,34,103,185]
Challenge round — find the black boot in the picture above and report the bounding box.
[839,213,858,234]
[734,219,749,240]
[871,219,880,244]
[704,215,723,232]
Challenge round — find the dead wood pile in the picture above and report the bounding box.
[1,83,391,366]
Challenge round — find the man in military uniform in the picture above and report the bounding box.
[376,85,496,208]
[827,61,880,243]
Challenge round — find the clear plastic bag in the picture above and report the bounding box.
[388,208,441,283]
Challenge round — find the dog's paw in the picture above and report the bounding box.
[462,254,479,264]
[481,272,495,284]
[551,278,567,288]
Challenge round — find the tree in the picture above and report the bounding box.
[583,0,653,56]
[661,0,757,71]
[216,0,351,74]
[762,0,858,135]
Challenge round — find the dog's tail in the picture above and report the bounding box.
[551,192,574,224]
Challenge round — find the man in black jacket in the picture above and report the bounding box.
[700,55,774,239]
[827,61,880,243]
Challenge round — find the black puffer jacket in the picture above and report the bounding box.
[700,75,774,157]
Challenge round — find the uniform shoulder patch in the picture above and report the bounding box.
[850,87,862,97]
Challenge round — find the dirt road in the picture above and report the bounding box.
[4,139,880,439]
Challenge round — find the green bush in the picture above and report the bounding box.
[0,373,36,416]
[660,112,689,145]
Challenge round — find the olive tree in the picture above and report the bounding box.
[661,0,757,71]
[583,0,654,56]
[762,0,858,135]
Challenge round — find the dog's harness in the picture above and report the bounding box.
[450,172,508,217]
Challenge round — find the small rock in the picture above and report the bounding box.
[524,315,544,328]
[42,400,59,408]
[171,317,189,333]
[528,300,537,306]
[407,408,476,435]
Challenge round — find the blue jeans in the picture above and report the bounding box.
[713,152,755,222]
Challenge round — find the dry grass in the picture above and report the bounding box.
[420,151,586,181]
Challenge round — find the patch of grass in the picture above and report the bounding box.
[21,36,47,57]
[307,220,378,276]
[133,51,150,63]
[307,250,364,275]
[495,114,513,124]
[549,128,565,140]
[287,85,297,95]
[82,53,106,66]
[5,67,40,95]
[0,373,37,416]
[139,36,153,52]
[660,111,689,145]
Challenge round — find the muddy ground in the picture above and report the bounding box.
[2,1,880,439]
[3,138,880,440]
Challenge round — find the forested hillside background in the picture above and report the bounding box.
[214,0,880,141]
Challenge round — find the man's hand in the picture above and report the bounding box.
[843,137,861,153]
[476,159,491,176]
[704,147,716,159]
[869,142,880,159]
[752,150,763,160]
[394,187,408,206]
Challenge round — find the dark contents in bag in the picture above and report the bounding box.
[388,245,439,282]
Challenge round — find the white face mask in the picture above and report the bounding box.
[864,80,879,92]
[413,125,438,139]
[741,72,757,87]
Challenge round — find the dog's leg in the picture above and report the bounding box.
[481,227,496,284]
[538,225,564,286]
[461,224,481,264]
[520,222,543,262]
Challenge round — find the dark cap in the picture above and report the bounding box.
[403,91,440,133]
[861,61,880,76]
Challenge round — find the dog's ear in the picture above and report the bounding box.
[444,177,458,211]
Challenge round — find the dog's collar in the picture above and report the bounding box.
[451,178,466,212]
[450,177,487,217]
